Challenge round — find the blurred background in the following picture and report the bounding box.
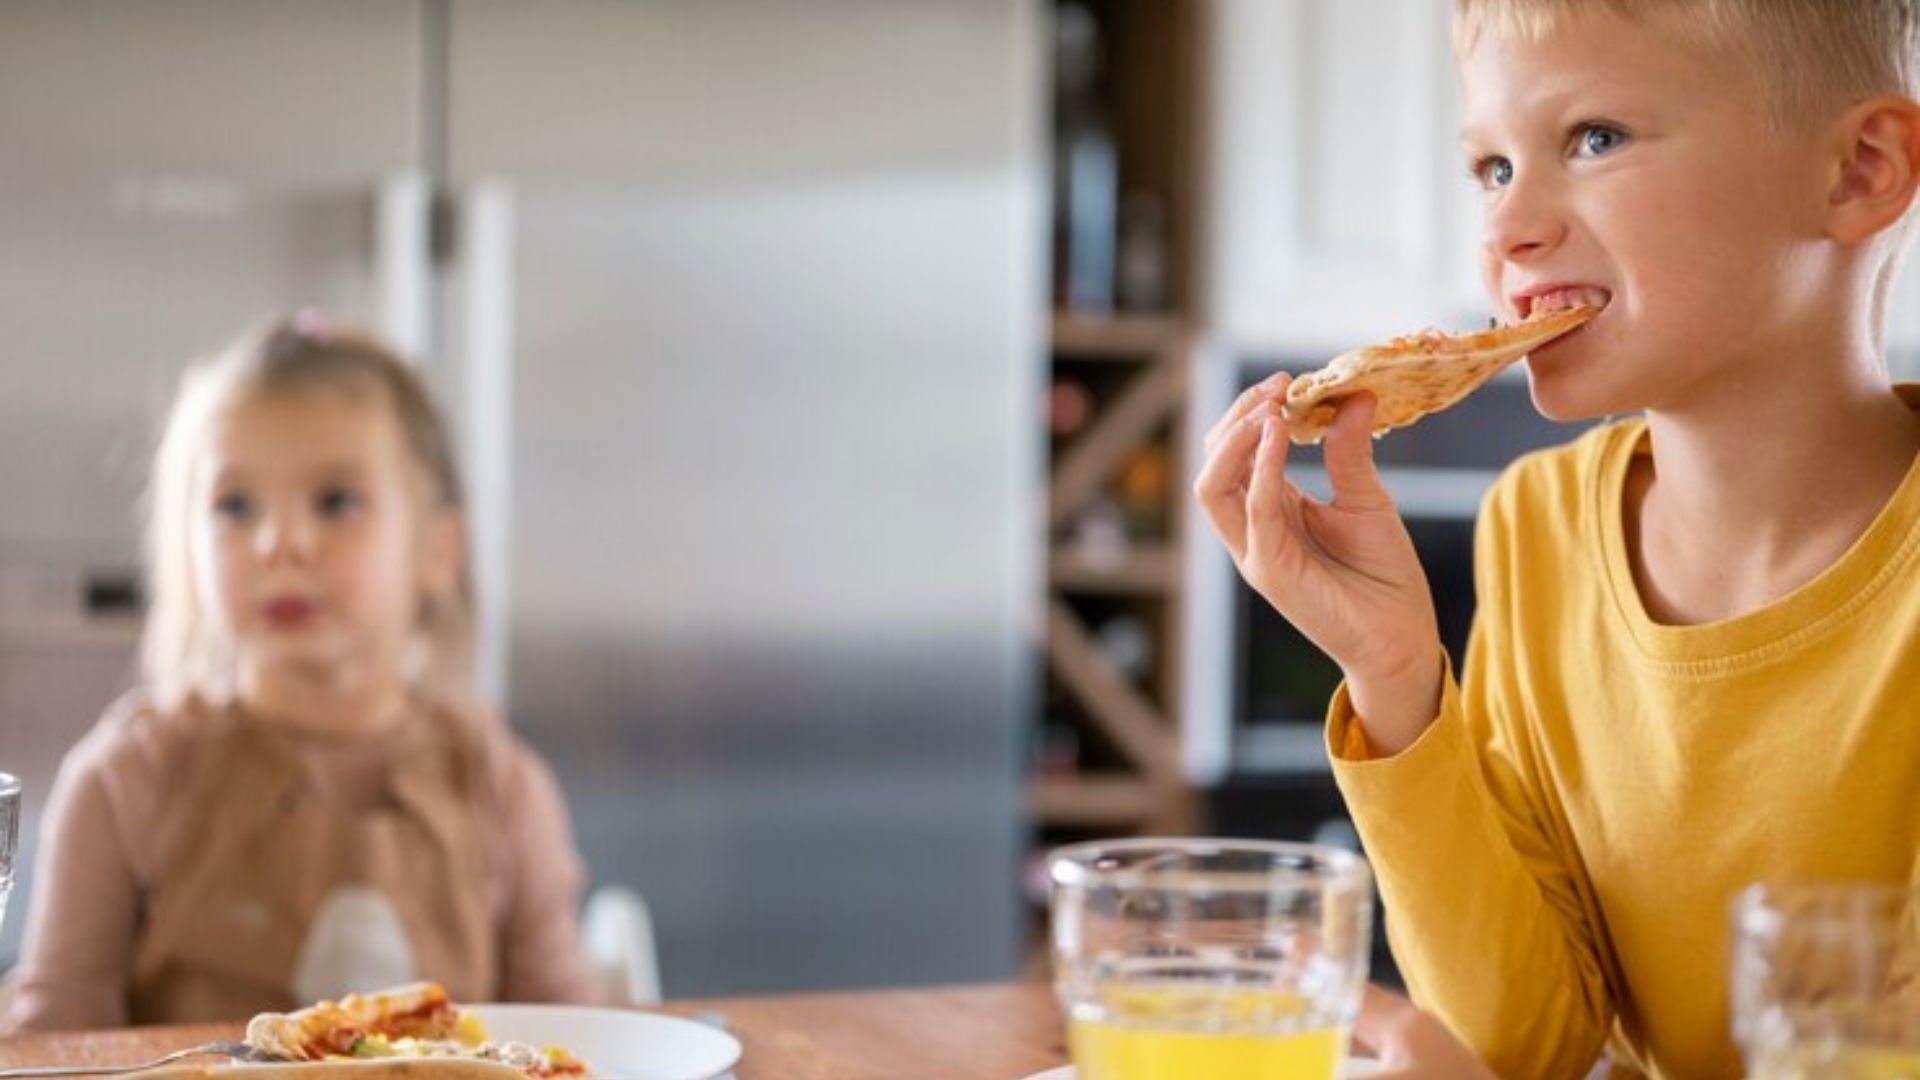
[3,0,1920,999]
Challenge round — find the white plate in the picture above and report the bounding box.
[1021,1061,1384,1080]
[466,1004,741,1080]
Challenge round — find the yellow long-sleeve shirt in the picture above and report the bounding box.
[1328,411,1920,1080]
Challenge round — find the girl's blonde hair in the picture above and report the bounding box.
[1456,0,1920,130]
[142,314,474,709]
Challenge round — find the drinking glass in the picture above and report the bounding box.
[1048,838,1373,1080]
[1731,882,1920,1079]
[0,773,17,933]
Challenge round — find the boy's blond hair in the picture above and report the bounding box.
[142,316,474,710]
[1456,0,1920,130]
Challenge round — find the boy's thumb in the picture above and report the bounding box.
[1322,393,1394,512]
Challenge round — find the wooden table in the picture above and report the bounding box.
[0,983,1069,1080]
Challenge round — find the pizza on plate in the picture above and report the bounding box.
[244,983,588,1079]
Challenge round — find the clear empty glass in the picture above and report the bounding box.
[0,773,17,933]
[1731,882,1920,1079]
[1048,838,1373,1080]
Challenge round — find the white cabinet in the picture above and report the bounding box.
[1888,261,1920,378]
[1202,0,1488,356]
[1183,0,1511,782]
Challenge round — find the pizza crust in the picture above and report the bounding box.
[246,983,457,1061]
[141,1061,528,1080]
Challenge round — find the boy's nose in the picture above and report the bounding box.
[1481,182,1567,263]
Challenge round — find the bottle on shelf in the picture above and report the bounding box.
[1048,377,1095,437]
[1115,443,1172,538]
[1051,1,1118,313]
[1117,189,1169,313]
[1031,720,1082,779]
[1093,613,1152,683]
[1062,494,1130,569]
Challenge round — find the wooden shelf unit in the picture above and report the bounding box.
[1032,321,1194,833]
[1028,775,1195,831]
[1049,312,1185,359]
[1028,0,1206,843]
[1047,543,1177,595]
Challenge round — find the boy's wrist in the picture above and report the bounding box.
[1345,648,1446,757]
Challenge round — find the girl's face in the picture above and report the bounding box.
[191,388,456,691]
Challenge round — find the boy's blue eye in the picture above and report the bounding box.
[317,486,363,517]
[1576,124,1628,157]
[213,492,252,522]
[1473,156,1515,191]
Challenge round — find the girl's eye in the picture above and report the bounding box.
[213,492,252,522]
[1575,124,1628,158]
[317,487,363,518]
[1472,156,1515,191]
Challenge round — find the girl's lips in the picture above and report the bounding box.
[262,597,318,629]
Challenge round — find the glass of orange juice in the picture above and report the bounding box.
[0,773,16,933]
[1048,838,1373,1080]
[1731,882,1920,1079]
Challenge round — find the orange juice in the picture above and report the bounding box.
[1068,983,1347,1080]
[1751,1044,1920,1079]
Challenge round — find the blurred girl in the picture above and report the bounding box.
[1,315,595,1031]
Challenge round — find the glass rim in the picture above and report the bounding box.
[1732,881,1920,931]
[1047,836,1371,892]
[1735,881,1920,905]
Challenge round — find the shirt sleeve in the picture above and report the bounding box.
[0,731,142,1033]
[1335,708,1374,762]
[1324,484,1617,1080]
[493,743,598,1005]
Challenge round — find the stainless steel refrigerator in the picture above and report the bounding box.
[0,0,1043,994]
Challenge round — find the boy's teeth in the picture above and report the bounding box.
[1531,287,1610,316]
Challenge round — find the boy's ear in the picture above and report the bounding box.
[1826,95,1920,244]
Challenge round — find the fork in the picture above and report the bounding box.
[0,1040,279,1078]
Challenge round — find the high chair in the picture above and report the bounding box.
[582,886,661,1006]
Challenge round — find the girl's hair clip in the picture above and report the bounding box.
[291,307,334,340]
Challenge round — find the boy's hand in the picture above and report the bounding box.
[1194,374,1445,754]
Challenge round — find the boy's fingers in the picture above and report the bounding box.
[1321,393,1395,513]
[1204,371,1292,454]
[1243,416,1296,541]
[1192,410,1269,560]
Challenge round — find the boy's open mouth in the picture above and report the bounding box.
[1518,286,1611,321]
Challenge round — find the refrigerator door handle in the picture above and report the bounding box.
[453,179,516,704]
[375,172,433,363]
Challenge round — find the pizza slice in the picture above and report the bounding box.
[1280,297,1602,445]
[245,984,588,1079]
